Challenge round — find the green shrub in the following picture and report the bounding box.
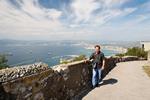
[116,47,148,59]
[0,54,9,69]
[72,54,86,61]
[115,53,125,57]
[60,54,86,64]
[125,47,147,58]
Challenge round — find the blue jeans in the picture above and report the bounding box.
[92,67,102,87]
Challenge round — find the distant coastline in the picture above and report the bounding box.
[71,41,127,54]
[0,40,139,67]
[84,45,127,53]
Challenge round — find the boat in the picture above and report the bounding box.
[5,52,13,56]
[48,52,51,55]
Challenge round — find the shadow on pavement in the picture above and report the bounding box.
[73,78,118,100]
[99,78,118,86]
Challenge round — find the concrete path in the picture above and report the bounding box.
[83,61,150,100]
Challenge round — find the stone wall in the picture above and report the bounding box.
[0,57,139,100]
[0,62,49,83]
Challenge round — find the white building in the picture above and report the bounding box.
[141,41,150,61]
[141,41,150,51]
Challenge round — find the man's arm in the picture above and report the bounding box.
[85,53,94,63]
[102,59,105,70]
[89,53,94,60]
[101,53,105,70]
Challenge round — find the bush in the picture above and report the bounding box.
[72,54,86,61]
[60,54,86,64]
[115,53,125,57]
[0,54,9,69]
[125,47,147,58]
[116,47,148,59]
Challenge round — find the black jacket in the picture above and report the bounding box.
[89,51,105,67]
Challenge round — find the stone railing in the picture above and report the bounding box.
[0,56,140,100]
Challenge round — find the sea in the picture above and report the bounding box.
[0,40,119,67]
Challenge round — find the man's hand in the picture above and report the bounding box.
[84,59,93,63]
[101,59,105,70]
[101,66,105,70]
[84,59,89,63]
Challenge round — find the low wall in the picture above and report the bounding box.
[0,57,139,100]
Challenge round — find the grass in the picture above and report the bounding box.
[143,65,150,77]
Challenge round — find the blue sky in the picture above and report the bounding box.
[0,0,150,41]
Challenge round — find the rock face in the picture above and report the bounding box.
[0,61,93,100]
[0,62,48,83]
[0,57,140,100]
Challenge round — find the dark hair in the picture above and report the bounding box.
[94,45,100,49]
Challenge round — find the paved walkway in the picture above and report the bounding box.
[83,61,150,100]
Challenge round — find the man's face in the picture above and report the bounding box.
[95,47,100,53]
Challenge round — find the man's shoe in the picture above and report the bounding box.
[90,85,95,89]
[99,80,103,85]
[91,86,95,89]
[95,84,99,87]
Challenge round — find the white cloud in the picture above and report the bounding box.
[69,0,135,26]
[0,0,149,41]
[0,0,63,34]
[70,0,100,23]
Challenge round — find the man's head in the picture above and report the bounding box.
[94,45,101,53]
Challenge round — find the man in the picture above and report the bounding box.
[86,45,105,88]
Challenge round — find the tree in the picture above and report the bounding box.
[0,54,9,69]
